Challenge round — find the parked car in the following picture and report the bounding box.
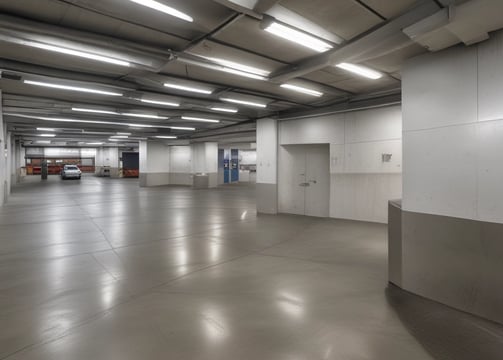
[61,165,82,180]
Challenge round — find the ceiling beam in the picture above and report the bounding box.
[269,0,441,83]
[253,0,281,14]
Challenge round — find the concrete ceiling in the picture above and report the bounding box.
[0,0,500,145]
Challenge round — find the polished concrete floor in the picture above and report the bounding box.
[1,176,501,359]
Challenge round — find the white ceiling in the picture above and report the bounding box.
[0,0,496,145]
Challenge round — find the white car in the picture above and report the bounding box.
[61,165,82,180]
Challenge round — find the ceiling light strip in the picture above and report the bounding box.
[264,21,333,53]
[128,0,193,22]
[280,84,323,97]
[220,97,267,108]
[25,42,130,67]
[4,113,195,131]
[24,80,123,96]
[164,83,213,94]
[181,116,220,123]
[335,63,383,80]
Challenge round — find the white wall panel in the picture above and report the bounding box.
[402,46,478,132]
[343,140,402,174]
[345,106,402,142]
[403,125,478,219]
[169,146,191,173]
[257,118,277,184]
[279,115,344,145]
[142,141,170,173]
[330,174,402,223]
[477,120,503,223]
[478,31,503,122]
[330,144,345,173]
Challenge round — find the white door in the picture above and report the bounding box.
[278,145,306,215]
[278,144,330,217]
[305,145,330,217]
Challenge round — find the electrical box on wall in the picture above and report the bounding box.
[382,153,392,162]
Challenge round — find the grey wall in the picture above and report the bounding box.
[399,29,503,324]
[278,105,402,223]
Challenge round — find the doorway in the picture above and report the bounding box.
[278,144,330,217]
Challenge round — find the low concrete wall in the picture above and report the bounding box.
[257,183,277,214]
[389,202,503,324]
[139,173,170,187]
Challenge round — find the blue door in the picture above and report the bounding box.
[223,150,230,184]
[231,149,239,182]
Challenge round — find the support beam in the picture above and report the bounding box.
[269,0,440,83]
[253,0,281,13]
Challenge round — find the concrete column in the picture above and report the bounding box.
[14,140,23,183]
[256,118,278,214]
[139,140,170,187]
[5,132,12,196]
[95,147,120,177]
[0,90,7,205]
[191,142,218,188]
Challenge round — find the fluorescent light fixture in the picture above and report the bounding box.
[5,113,197,131]
[121,112,168,119]
[335,63,383,80]
[116,132,131,135]
[109,138,121,142]
[181,116,220,123]
[37,127,55,131]
[141,99,180,107]
[220,97,267,108]
[36,140,51,144]
[24,80,123,96]
[25,42,130,67]
[164,83,212,95]
[170,126,196,131]
[128,0,193,22]
[72,107,119,115]
[39,134,56,137]
[280,84,323,97]
[263,21,333,53]
[155,136,177,139]
[205,57,270,77]
[111,135,129,139]
[220,67,267,80]
[210,107,238,113]
[87,142,104,145]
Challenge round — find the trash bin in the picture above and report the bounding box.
[193,173,209,189]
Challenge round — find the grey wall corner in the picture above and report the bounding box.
[257,183,278,214]
[388,200,403,287]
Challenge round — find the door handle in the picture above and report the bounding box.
[299,182,310,187]
[309,180,317,184]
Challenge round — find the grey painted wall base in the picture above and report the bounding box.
[169,173,192,186]
[389,203,503,325]
[139,173,170,187]
[256,183,277,214]
[207,172,218,188]
[388,200,402,287]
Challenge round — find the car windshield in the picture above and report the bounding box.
[65,166,79,170]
